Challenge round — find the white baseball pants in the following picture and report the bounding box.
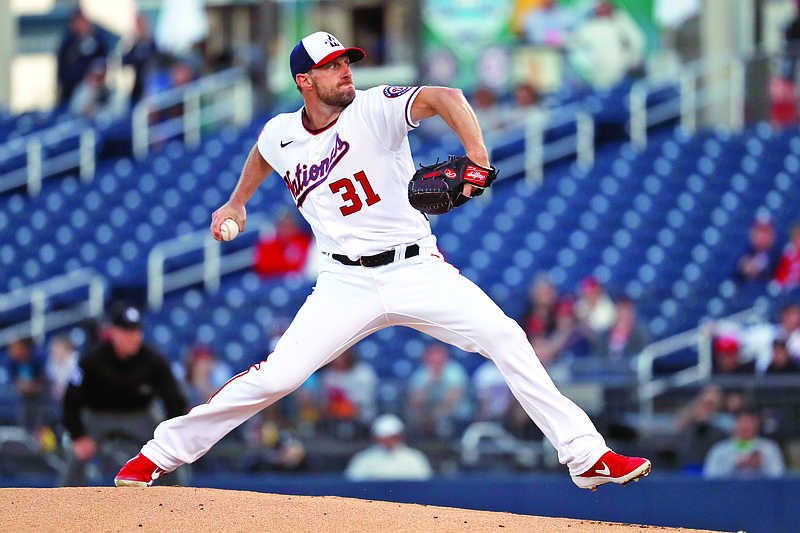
[141,237,609,475]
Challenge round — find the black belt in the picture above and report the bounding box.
[332,244,420,267]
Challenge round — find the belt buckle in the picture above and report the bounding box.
[359,256,367,267]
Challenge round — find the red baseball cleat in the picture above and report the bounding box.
[114,453,165,487]
[572,451,651,491]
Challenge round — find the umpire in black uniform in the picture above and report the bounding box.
[60,302,187,486]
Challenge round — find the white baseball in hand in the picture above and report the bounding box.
[219,219,239,241]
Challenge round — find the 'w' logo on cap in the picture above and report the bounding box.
[325,34,341,48]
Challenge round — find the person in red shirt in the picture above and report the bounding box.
[775,220,800,288]
[253,209,312,277]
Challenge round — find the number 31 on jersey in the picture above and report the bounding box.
[329,171,381,216]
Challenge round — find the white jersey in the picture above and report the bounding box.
[257,85,432,260]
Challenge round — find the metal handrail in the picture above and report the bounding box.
[147,214,270,310]
[0,268,105,345]
[132,67,253,160]
[487,53,748,183]
[0,118,96,196]
[629,53,746,149]
[523,104,595,185]
[636,305,767,416]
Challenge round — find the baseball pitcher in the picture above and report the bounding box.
[115,32,650,491]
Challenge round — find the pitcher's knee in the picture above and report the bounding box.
[478,317,533,357]
[498,316,530,344]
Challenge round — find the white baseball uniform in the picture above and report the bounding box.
[140,85,609,476]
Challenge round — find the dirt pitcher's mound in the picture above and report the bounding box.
[1,487,726,533]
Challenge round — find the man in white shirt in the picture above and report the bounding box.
[703,411,785,479]
[345,414,433,481]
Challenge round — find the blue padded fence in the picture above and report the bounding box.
[2,471,798,532]
[187,472,798,533]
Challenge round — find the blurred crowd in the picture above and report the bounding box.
[51,1,652,137]
[3,203,799,485]
[29,0,800,132]
[516,0,647,92]
[708,213,800,377]
[55,7,237,126]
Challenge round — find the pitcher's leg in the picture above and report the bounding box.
[384,258,608,474]
[142,270,387,471]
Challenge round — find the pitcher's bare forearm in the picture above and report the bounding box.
[211,144,274,240]
[230,144,274,208]
[411,86,489,168]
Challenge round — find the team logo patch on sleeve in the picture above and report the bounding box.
[383,86,413,98]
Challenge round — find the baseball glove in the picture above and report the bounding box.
[407,156,498,215]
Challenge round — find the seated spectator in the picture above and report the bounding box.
[592,296,651,360]
[734,302,800,372]
[471,85,498,112]
[513,82,540,109]
[253,209,313,278]
[520,273,560,341]
[122,14,159,106]
[703,411,785,479]
[712,334,755,375]
[532,298,592,365]
[472,359,512,423]
[736,212,779,283]
[319,347,378,439]
[57,8,109,106]
[344,414,433,481]
[169,60,196,90]
[145,56,196,99]
[775,303,800,363]
[45,334,79,404]
[6,337,50,434]
[143,56,198,144]
[474,83,541,132]
[69,58,127,120]
[673,385,729,473]
[774,220,800,289]
[182,344,233,406]
[565,1,647,90]
[764,337,800,374]
[405,343,473,438]
[142,53,179,100]
[574,276,616,337]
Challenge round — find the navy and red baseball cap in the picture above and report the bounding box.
[290,32,365,80]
